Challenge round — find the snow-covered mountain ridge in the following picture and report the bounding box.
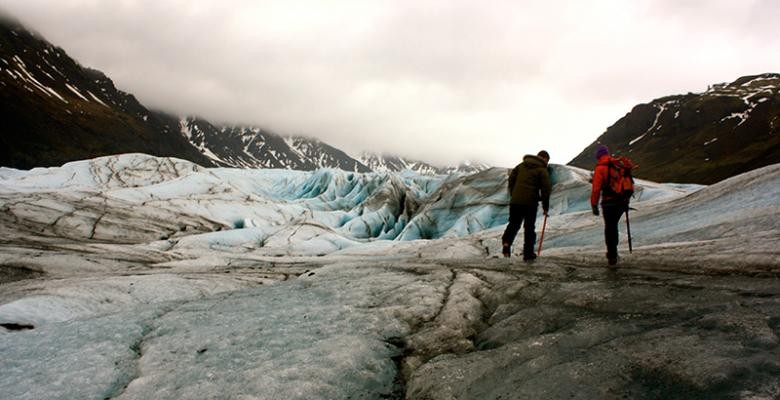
[0,16,489,175]
[179,116,491,175]
[357,152,491,175]
[179,117,373,172]
[570,73,780,184]
[0,16,214,169]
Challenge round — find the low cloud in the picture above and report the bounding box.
[2,0,777,166]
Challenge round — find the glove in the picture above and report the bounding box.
[543,209,549,217]
[592,205,600,216]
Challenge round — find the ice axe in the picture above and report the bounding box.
[537,214,548,256]
[625,205,633,253]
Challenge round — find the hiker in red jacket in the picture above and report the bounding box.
[590,144,627,266]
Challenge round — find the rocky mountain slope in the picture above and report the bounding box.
[0,16,214,169]
[179,117,371,172]
[178,118,492,175]
[177,118,494,174]
[0,16,490,174]
[569,73,780,184]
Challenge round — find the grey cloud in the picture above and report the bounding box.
[1,0,777,167]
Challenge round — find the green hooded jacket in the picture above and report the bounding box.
[508,155,552,211]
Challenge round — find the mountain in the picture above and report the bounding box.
[358,151,491,175]
[178,118,491,174]
[0,15,489,175]
[179,117,371,172]
[358,152,442,175]
[441,159,493,175]
[568,73,780,184]
[0,16,214,169]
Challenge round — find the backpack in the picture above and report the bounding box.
[604,156,636,201]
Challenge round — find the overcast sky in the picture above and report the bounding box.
[2,0,778,167]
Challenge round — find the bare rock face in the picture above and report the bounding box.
[569,73,780,184]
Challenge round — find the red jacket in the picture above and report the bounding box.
[591,155,618,206]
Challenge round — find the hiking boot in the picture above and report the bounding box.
[607,253,618,266]
[502,243,511,258]
[523,253,537,262]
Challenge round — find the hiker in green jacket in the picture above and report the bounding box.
[502,150,552,261]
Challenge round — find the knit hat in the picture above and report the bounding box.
[595,144,610,159]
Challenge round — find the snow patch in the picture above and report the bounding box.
[65,83,89,102]
[11,56,67,103]
[720,112,749,126]
[86,91,109,107]
[629,103,667,146]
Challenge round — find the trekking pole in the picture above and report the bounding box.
[537,214,548,256]
[625,206,633,254]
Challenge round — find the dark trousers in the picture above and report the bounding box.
[502,204,538,256]
[602,202,626,259]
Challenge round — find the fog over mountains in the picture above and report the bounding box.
[0,17,214,169]
[1,8,779,400]
[3,15,779,184]
[179,116,490,175]
[0,17,489,175]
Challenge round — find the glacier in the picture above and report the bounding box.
[0,153,778,399]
